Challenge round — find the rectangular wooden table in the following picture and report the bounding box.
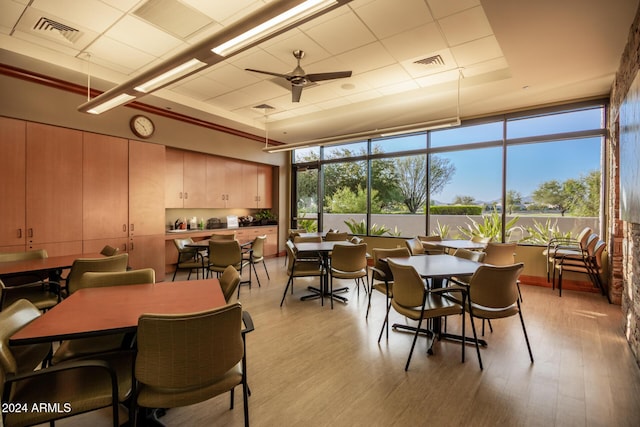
[10,279,226,345]
[386,254,487,346]
[422,239,487,252]
[0,253,103,279]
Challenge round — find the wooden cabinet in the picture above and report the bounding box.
[0,117,26,250]
[206,155,227,207]
[129,140,165,280]
[257,164,273,209]
[26,123,83,256]
[165,148,207,208]
[82,132,128,253]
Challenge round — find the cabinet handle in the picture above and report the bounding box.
[123,224,127,232]
[130,242,134,251]
[130,223,135,232]
[179,191,183,199]
[122,243,127,252]
[18,228,22,238]
[185,192,188,199]
[28,228,33,238]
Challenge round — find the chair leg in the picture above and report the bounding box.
[558,267,563,297]
[468,312,483,370]
[252,263,262,287]
[329,274,333,309]
[230,387,235,409]
[280,276,293,307]
[172,268,178,281]
[516,281,523,303]
[262,259,270,280]
[405,317,424,371]
[517,302,534,363]
[378,301,392,343]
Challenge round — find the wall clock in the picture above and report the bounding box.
[130,115,155,139]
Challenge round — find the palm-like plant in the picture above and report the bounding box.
[519,218,573,244]
[457,212,520,241]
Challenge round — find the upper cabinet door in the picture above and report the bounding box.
[257,164,273,209]
[206,155,227,208]
[0,117,26,248]
[26,122,83,247]
[165,148,184,208]
[182,151,207,208]
[129,140,165,236]
[82,132,128,241]
[241,162,258,208]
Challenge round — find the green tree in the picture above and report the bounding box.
[324,186,381,213]
[532,180,567,215]
[506,190,522,214]
[531,170,600,216]
[395,155,455,214]
[453,195,475,204]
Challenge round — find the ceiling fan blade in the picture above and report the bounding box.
[306,71,352,82]
[292,85,303,103]
[245,68,289,79]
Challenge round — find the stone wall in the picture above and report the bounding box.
[609,4,640,366]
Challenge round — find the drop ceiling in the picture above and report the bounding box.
[0,0,637,144]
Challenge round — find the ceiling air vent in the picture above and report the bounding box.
[33,17,81,44]
[414,54,445,67]
[253,104,275,110]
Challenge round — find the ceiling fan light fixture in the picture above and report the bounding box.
[134,58,207,93]
[212,0,337,57]
[86,93,136,114]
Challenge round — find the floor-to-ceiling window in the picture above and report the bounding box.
[291,101,606,243]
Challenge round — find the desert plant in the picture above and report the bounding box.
[344,218,391,236]
[297,218,317,232]
[457,212,520,241]
[519,218,573,245]
[433,220,450,239]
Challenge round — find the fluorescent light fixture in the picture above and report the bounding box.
[86,93,136,114]
[264,117,461,153]
[213,0,336,57]
[134,58,206,93]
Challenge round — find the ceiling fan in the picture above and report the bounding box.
[245,50,352,102]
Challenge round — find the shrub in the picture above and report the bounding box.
[430,205,483,215]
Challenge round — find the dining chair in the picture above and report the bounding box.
[100,245,120,256]
[52,268,156,365]
[172,237,207,281]
[483,242,523,304]
[64,253,129,295]
[132,303,253,427]
[418,235,445,254]
[220,264,242,302]
[543,226,592,281]
[210,233,236,240]
[280,240,324,307]
[208,240,251,294]
[550,233,599,291]
[383,259,469,371]
[554,239,606,297]
[350,236,364,244]
[329,243,368,309]
[284,228,307,265]
[366,247,410,339]
[244,235,270,287]
[404,237,426,255]
[325,231,349,241]
[1,300,122,427]
[464,263,532,371]
[0,249,60,312]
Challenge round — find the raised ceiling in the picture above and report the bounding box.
[0,0,637,144]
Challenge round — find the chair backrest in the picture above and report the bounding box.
[210,233,236,240]
[219,265,241,302]
[350,236,364,244]
[325,232,349,241]
[330,243,367,272]
[371,247,410,282]
[100,245,120,256]
[405,237,425,255]
[577,227,593,248]
[251,235,267,259]
[288,229,306,240]
[0,299,43,376]
[79,268,155,289]
[468,263,524,309]
[0,249,49,286]
[294,235,322,243]
[136,303,244,390]
[66,253,129,294]
[471,236,492,244]
[483,242,517,266]
[173,238,194,252]
[387,259,426,308]
[209,239,242,267]
[453,248,486,263]
[0,249,48,262]
[418,235,442,242]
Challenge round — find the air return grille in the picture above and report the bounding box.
[33,17,81,43]
[414,54,445,67]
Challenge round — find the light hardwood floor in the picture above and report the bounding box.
[55,257,640,427]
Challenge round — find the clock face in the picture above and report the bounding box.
[130,115,154,138]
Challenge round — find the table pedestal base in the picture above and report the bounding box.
[301,285,348,304]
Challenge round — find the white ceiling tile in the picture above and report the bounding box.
[358,64,412,89]
[211,89,257,110]
[87,36,156,74]
[451,35,503,67]
[345,88,382,103]
[105,15,183,57]
[203,63,261,89]
[354,0,432,39]
[335,42,395,75]
[239,80,291,101]
[170,75,230,100]
[400,48,458,78]
[260,32,330,66]
[99,0,140,12]
[181,0,259,23]
[303,10,376,55]
[381,23,447,63]
[462,57,509,78]
[0,1,27,34]
[415,69,460,88]
[439,6,493,47]
[315,97,352,110]
[426,0,481,19]
[377,79,420,96]
[31,0,122,33]
[229,48,291,75]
